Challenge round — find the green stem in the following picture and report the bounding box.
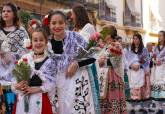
[24,95,29,112]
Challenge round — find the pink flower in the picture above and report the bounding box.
[95,32,100,38]
[153,54,157,60]
[90,32,100,41]
[90,35,96,41]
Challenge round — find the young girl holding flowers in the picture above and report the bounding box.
[12,28,56,114]
[98,25,127,114]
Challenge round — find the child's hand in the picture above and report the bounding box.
[98,55,106,67]
[15,81,28,91]
[66,61,79,78]
[24,87,42,95]
[131,64,140,71]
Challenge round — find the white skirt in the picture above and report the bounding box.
[56,67,95,114]
[128,68,145,89]
[151,64,165,85]
[15,93,42,114]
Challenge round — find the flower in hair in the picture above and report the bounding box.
[43,15,49,26]
[30,19,37,26]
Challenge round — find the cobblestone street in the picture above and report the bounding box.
[127,100,165,114]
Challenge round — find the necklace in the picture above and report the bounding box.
[34,52,45,56]
[33,51,47,63]
[54,37,63,41]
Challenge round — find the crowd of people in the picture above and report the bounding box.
[0,2,165,114]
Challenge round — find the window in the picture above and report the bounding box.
[123,0,142,27]
[99,0,116,22]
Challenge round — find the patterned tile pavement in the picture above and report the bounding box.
[126,100,165,114]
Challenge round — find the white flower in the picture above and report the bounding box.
[31,24,37,29]
[23,39,31,48]
[17,58,23,65]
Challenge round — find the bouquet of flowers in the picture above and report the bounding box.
[108,42,122,56]
[105,42,123,69]
[77,32,102,59]
[12,58,31,112]
[151,53,162,65]
[13,58,31,82]
[77,27,116,59]
[152,53,157,63]
[87,32,101,50]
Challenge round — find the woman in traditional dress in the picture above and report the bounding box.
[71,4,100,109]
[151,31,165,99]
[47,10,100,114]
[0,2,29,114]
[12,28,56,114]
[98,25,127,114]
[127,33,150,101]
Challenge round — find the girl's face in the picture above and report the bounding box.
[158,32,164,44]
[133,36,140,46]
[32,32,47,54]
[70,10,76,24]
[49,14,66,37]
[2,6,14,23]
[105,35,113,44]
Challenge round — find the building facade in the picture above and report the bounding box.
[1,0,164,44]
[97,0,144,44]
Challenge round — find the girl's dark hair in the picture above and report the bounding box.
[158,30,165,47]
[72,4,91,30]
[0,2,20,28]
[48,10,67,24]
[131,33,144,54]
[32,27,48,42]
